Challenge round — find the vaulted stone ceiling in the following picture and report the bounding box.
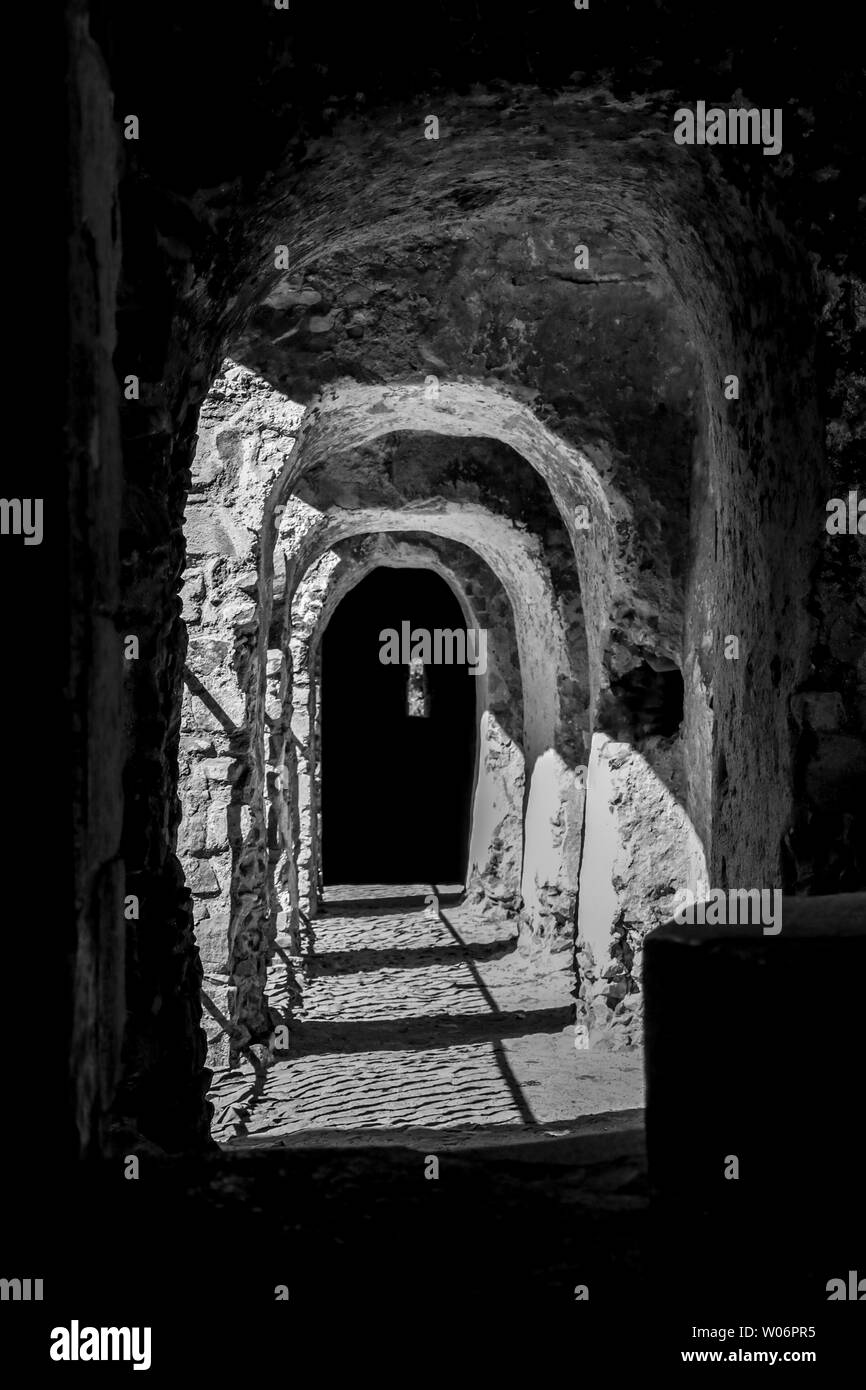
[237,216,701,663]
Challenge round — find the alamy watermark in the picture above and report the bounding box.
[826,1269,864,1300]
[672,887,782,935]
[379,622,487,676]
[673,102,782,156]
[49,1321,152,1371]
[0,498,43,545]
[825,490,865,535]
[1,1276,43,1300]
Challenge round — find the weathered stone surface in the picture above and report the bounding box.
[576,734,709,1047]
[204,804,230,854]
[200,757,235,783]
[184,859,221,896]
[195,916,232,976]
[791,690,847,733]
[521,752,586,950]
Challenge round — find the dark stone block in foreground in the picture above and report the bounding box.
[643,892,866,1227]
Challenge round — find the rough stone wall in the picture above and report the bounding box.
[114,399,213,1150]
[66,2,126,1155]
[178,366,303,1068]
[787,270,866,892]
[286,552,331,920]
[264,642,298,951]
[682,199,825,894]
[577,734,709,1049]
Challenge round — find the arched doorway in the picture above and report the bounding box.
[320,566,478,886]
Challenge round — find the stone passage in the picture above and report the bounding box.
[209,885,644,1146]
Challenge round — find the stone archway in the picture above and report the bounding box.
[278,494,589,928]
[287,535,519,924]
[178,361,713,1075]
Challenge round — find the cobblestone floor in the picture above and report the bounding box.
[209,884,644,1146]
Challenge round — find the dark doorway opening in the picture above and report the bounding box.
[321,567,477,884]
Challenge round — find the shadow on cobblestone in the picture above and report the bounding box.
[290,1005,575,1055]
[209,886,643,1143]
[303,938,517,975]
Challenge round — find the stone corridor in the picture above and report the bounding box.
[42,5,866,1368]
[209,885,644,1146]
